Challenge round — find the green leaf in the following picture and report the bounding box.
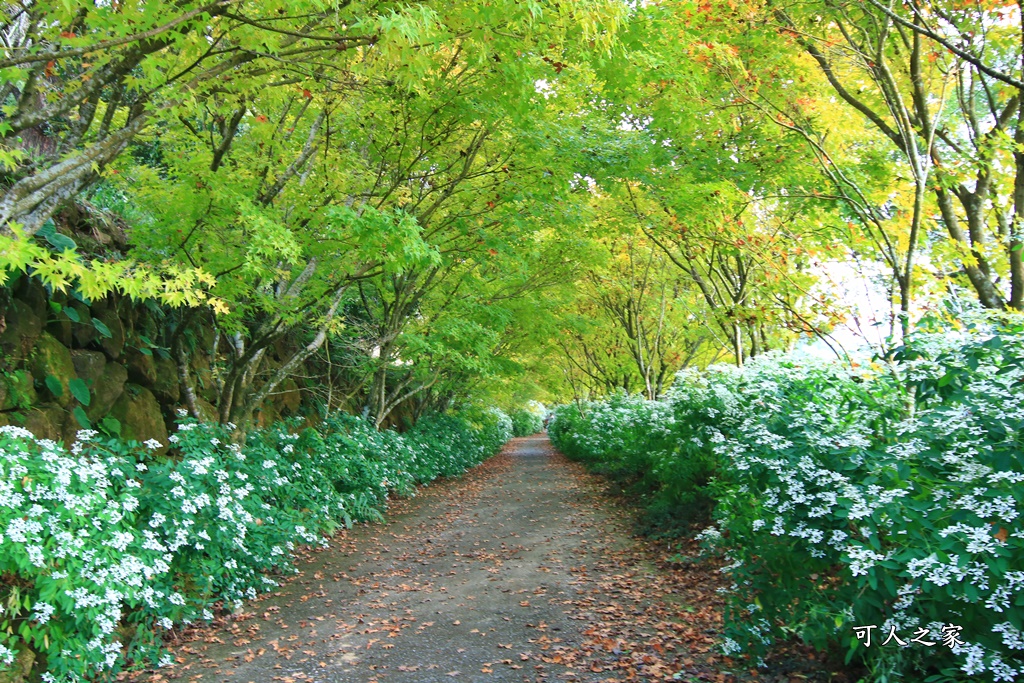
[63,305,81,323]
[45,232,77,252]
[44,375,63,398]
[36,220,56,239]
[69,377,91,406]
[99,416,121,436]
[72,406,91,429]
[91,317,112,338]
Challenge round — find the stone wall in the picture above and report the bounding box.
[0,275,308,448]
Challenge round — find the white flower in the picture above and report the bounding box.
[0,425,35,440]
[32,601,55,624]
[144,439,163,450]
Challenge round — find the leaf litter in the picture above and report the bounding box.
[127,436,852,683]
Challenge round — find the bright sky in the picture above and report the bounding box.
[797,259,898,361]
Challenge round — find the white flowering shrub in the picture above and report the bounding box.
[548,393,701,529]
[0,408,510,681]
[549,330,1024,682]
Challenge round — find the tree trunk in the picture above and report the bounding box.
[1011,105,1024,309]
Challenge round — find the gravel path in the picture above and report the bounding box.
[143,435,733,683]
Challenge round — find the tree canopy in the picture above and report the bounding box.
[2,0,1022,412]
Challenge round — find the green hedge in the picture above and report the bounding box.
[0,407,511,681]
[549,331,1024,682]
[510,402,545,437]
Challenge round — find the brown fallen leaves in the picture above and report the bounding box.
[125,440,849,683]
[545,445,854,683]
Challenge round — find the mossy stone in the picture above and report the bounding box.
[194,397,218,423]
[109,384,168,452]
[86,361,127,421]
[125,347,157,387]
[23,404,65,441]
[71,350,107,385]
[95,306,125,360]
[0,643,35,683]
[0,300,43,361]
[70,301,97,347]
[29,332,75,407]
[274,377,302,414]
[152,356,180,405]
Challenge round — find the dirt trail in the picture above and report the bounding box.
[144,435,734,683]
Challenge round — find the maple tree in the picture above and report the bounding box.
[2,1,1024,682]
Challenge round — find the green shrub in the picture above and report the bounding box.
[510,402,545,437]
[549,393,687,526]
[549,330,1024,682]
[0,407,510,681]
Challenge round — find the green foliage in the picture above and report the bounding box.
[68,378,90,406]
[42,375,62,398]
[510,402,545,437]
[0,370,33,410]
[548,393,699,530]
[72,406,91,429]
[0,407,510,680]
[550,328,1024,681]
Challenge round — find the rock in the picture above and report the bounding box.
[274,377,302,414]
[173,397,218,425]
[46,316,73,347]
[95,306,125,359]
[125,347,157,386]
[70,301,96,347]
[0,300,43,361]
[195,397,218,423]
[152,356,180,405]
[0,370,36,411]
[0,643,35,683]
[29,332,76,407]
[89,296,110,314]
[18,278,48,322]
[191,354,218,403]
[86,362,127,421]
[46,293,74,346]
[23,404,65,442]
[256,401,279,428]
[61,410,83,447]
[71,350,107,385]
[109,384,168,451]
